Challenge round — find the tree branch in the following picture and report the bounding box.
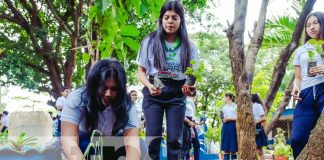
[245,0,269,83]
[4,0,42,53]
[0,14,21,24]
[265,75,294,134]
[4,0,28,26]
[18,0,33,15]
[264,0,316,113]
[74,0,84,37]
[23,62,49,75]
[44,0,73,37]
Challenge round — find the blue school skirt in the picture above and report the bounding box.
[221,121,238,152]
[255,124,268,148]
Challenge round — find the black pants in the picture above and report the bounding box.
[142,82,186,160]
[1,126,7,132]
[182,117,200,160]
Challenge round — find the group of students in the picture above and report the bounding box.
[220,11,324,160]
[220,93,267,160]
[55,0,324,159]
[59,1,199,160]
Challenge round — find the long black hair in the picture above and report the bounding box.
[251,94,263,105]
[225,92,235,102]
[142,0,191,72]
[127,90,137,104]
[304,11,324,45]
[84,59,128,135]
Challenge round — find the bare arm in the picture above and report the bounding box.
[291,66,302,100]
[61,121,83,160]
[124,128,140,160]
[255,115,266,124]
[56,105,63,111]
[184,117,196,128]
[224,117,237,122]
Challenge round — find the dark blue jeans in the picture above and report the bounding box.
[142,84,186,160]
[291,82,324,158]
[182,117,200,160]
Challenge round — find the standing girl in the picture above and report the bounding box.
[221,93,238,160]
[291,11,324,158]
[136,1,200,159]
[251,94,268,160]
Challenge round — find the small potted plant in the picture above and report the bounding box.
[185,60,204,85]
[273,128,292,160]
[307,39,324,77]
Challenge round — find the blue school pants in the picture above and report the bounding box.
[142,79,186,160]
[291,82,324,158]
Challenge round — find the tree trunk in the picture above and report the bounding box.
[265,76,294,134]
[246,0,269,84]
[63,37,78,89]
[226,0,257,159]
[297,111,324,159]
[263,0,316,114]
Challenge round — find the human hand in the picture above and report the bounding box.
[182,85,196,96]
[189,122,196,128]
[309,65,324,75]
[291,85,301,101]
[147,84,161,96]
[191,128,195,138]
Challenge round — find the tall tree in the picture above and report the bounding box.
[0,0,210,100]
[226,0,269,158]
[0,0,85,99]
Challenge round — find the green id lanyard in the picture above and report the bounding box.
[164,37,181,52]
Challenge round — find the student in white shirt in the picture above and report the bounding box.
[0,111,9,132]
[291,11,324,158]
[252,94,268,160]
[220,93,238,160]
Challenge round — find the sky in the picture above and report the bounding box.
[1,0,324,113]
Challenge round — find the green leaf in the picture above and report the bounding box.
[95,0,111,14]
[120,25,140,37]
[101,48,110,58]
[123,37,140,51]
[82,53,91,62]
[190,60,197,65]
[318,40,324,45]
[308,50,314,60]
[133,0,141,16]
[140,0,149,16]
[88,6,98,21]
[308,39,316,45]
[0,48,6,55]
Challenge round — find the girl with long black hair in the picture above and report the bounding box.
[61,59,140,160]
[291,11,324,158]
[136,1,200,159]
